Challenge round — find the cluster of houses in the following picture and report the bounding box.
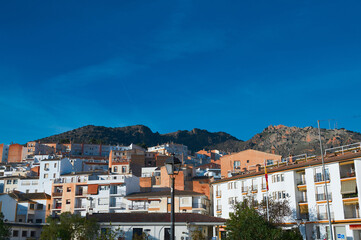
[1,140,361,240]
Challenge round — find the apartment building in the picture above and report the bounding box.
[0,191,51,239]
[212,142,361,240]
[51,172,140,217]
[8,144,24,163]
[220,149,282,178]
[148,143,189,159]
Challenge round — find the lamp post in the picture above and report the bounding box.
[317,120,333,240]
[165,155,182,240]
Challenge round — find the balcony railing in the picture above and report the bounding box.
[318,212,334,220]
[316,193,332,201]
[74,204,86,209]
[192,203,206,209]
[52,192,62,197]
[299,196,308,203]
[297,178,306,185]
[241,187,247,193]
[252,185,258,192]
[340,169,356,179]
[344,205,360,219]
[314,174,330,182]
[109,203,126,209]
[216,191,221,197]
[342,193,358,199]
[128,205,148,210]
[261,184,267,190]
[216,205,222,211]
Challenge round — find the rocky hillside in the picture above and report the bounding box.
[36,125,240,152]
[36,124,361,156]
[209,125,361,156]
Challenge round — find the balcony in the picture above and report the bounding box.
[299,196,308,203]
[297,178,306,185]
[342,193,358,199]
[340,163,356,179]
[109,203,126,209]
[241,187,247,193]
[251,185,258,192]
[316,193,332,201]
[216,205,222,211]
[74,204,86,209]
[344,203,360,219]
[216,191,221,197]
[314,173,330,183]
[192,203,207,209]
[128,205,148,211]
[261,184,267,190]
[52,192,62,197]
[318,212,334,220]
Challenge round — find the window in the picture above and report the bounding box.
[54,163,57,168]
[26,189,30,193]
[67,187,71,192]
[122,166,127,173]
[233,161,240,169]
[44,163,49,170]
[22,231,27,237]
[48,204,51,210]
[247,160,250,163]
[53,173,56,178]
[37,204,43,210]
[6,180,11,184]
[66,199,71,204]
[36,219,42,223]
[98,198,108,205]
[31,231,36,237]
[44,174,48,178]
[114,166,118,172]
[13,179,18,184]
[13,230,18,237]
[29,204,35,210]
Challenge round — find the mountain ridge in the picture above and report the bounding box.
[36,124,361,157]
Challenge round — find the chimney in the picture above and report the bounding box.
[271,146,276,155]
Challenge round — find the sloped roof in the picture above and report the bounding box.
[89,213,226,223]
[7,191,50,201]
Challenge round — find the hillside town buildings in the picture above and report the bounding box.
[1,138,361,239]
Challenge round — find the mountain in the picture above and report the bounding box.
[36,124,361,156]
[208,125,361,156]
[36,125,240,152]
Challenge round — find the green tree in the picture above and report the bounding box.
[226,200,302,240]
[191,229,206,240]
[40,212,99,240]
[0,212,11,240]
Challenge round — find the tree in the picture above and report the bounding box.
[256,198,292,224]
[191,229,206,240]
[40,212,99,240]
[225,200,302,240]
[0,212,11,240]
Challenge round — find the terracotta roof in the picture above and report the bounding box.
[7,191,50,201]
[89,213,226,223]
[125,190,205,199]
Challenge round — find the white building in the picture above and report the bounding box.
[89,212,226,240]
[148,143,189,158]
[212,142,361,240]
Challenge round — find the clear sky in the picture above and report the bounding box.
[1,0,361,144]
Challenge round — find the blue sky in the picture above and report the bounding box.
[1,0,361,144]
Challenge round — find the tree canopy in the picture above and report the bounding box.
[40,212,99,240]
[0,212,11,240]
[225,200,302,240]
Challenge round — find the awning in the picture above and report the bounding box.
[341,180,357,194]
[299,205,308,214]
[87,184,99,195]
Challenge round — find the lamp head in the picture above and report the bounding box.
[165,155,182,175]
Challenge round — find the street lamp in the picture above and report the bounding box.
[165,155,182,240]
